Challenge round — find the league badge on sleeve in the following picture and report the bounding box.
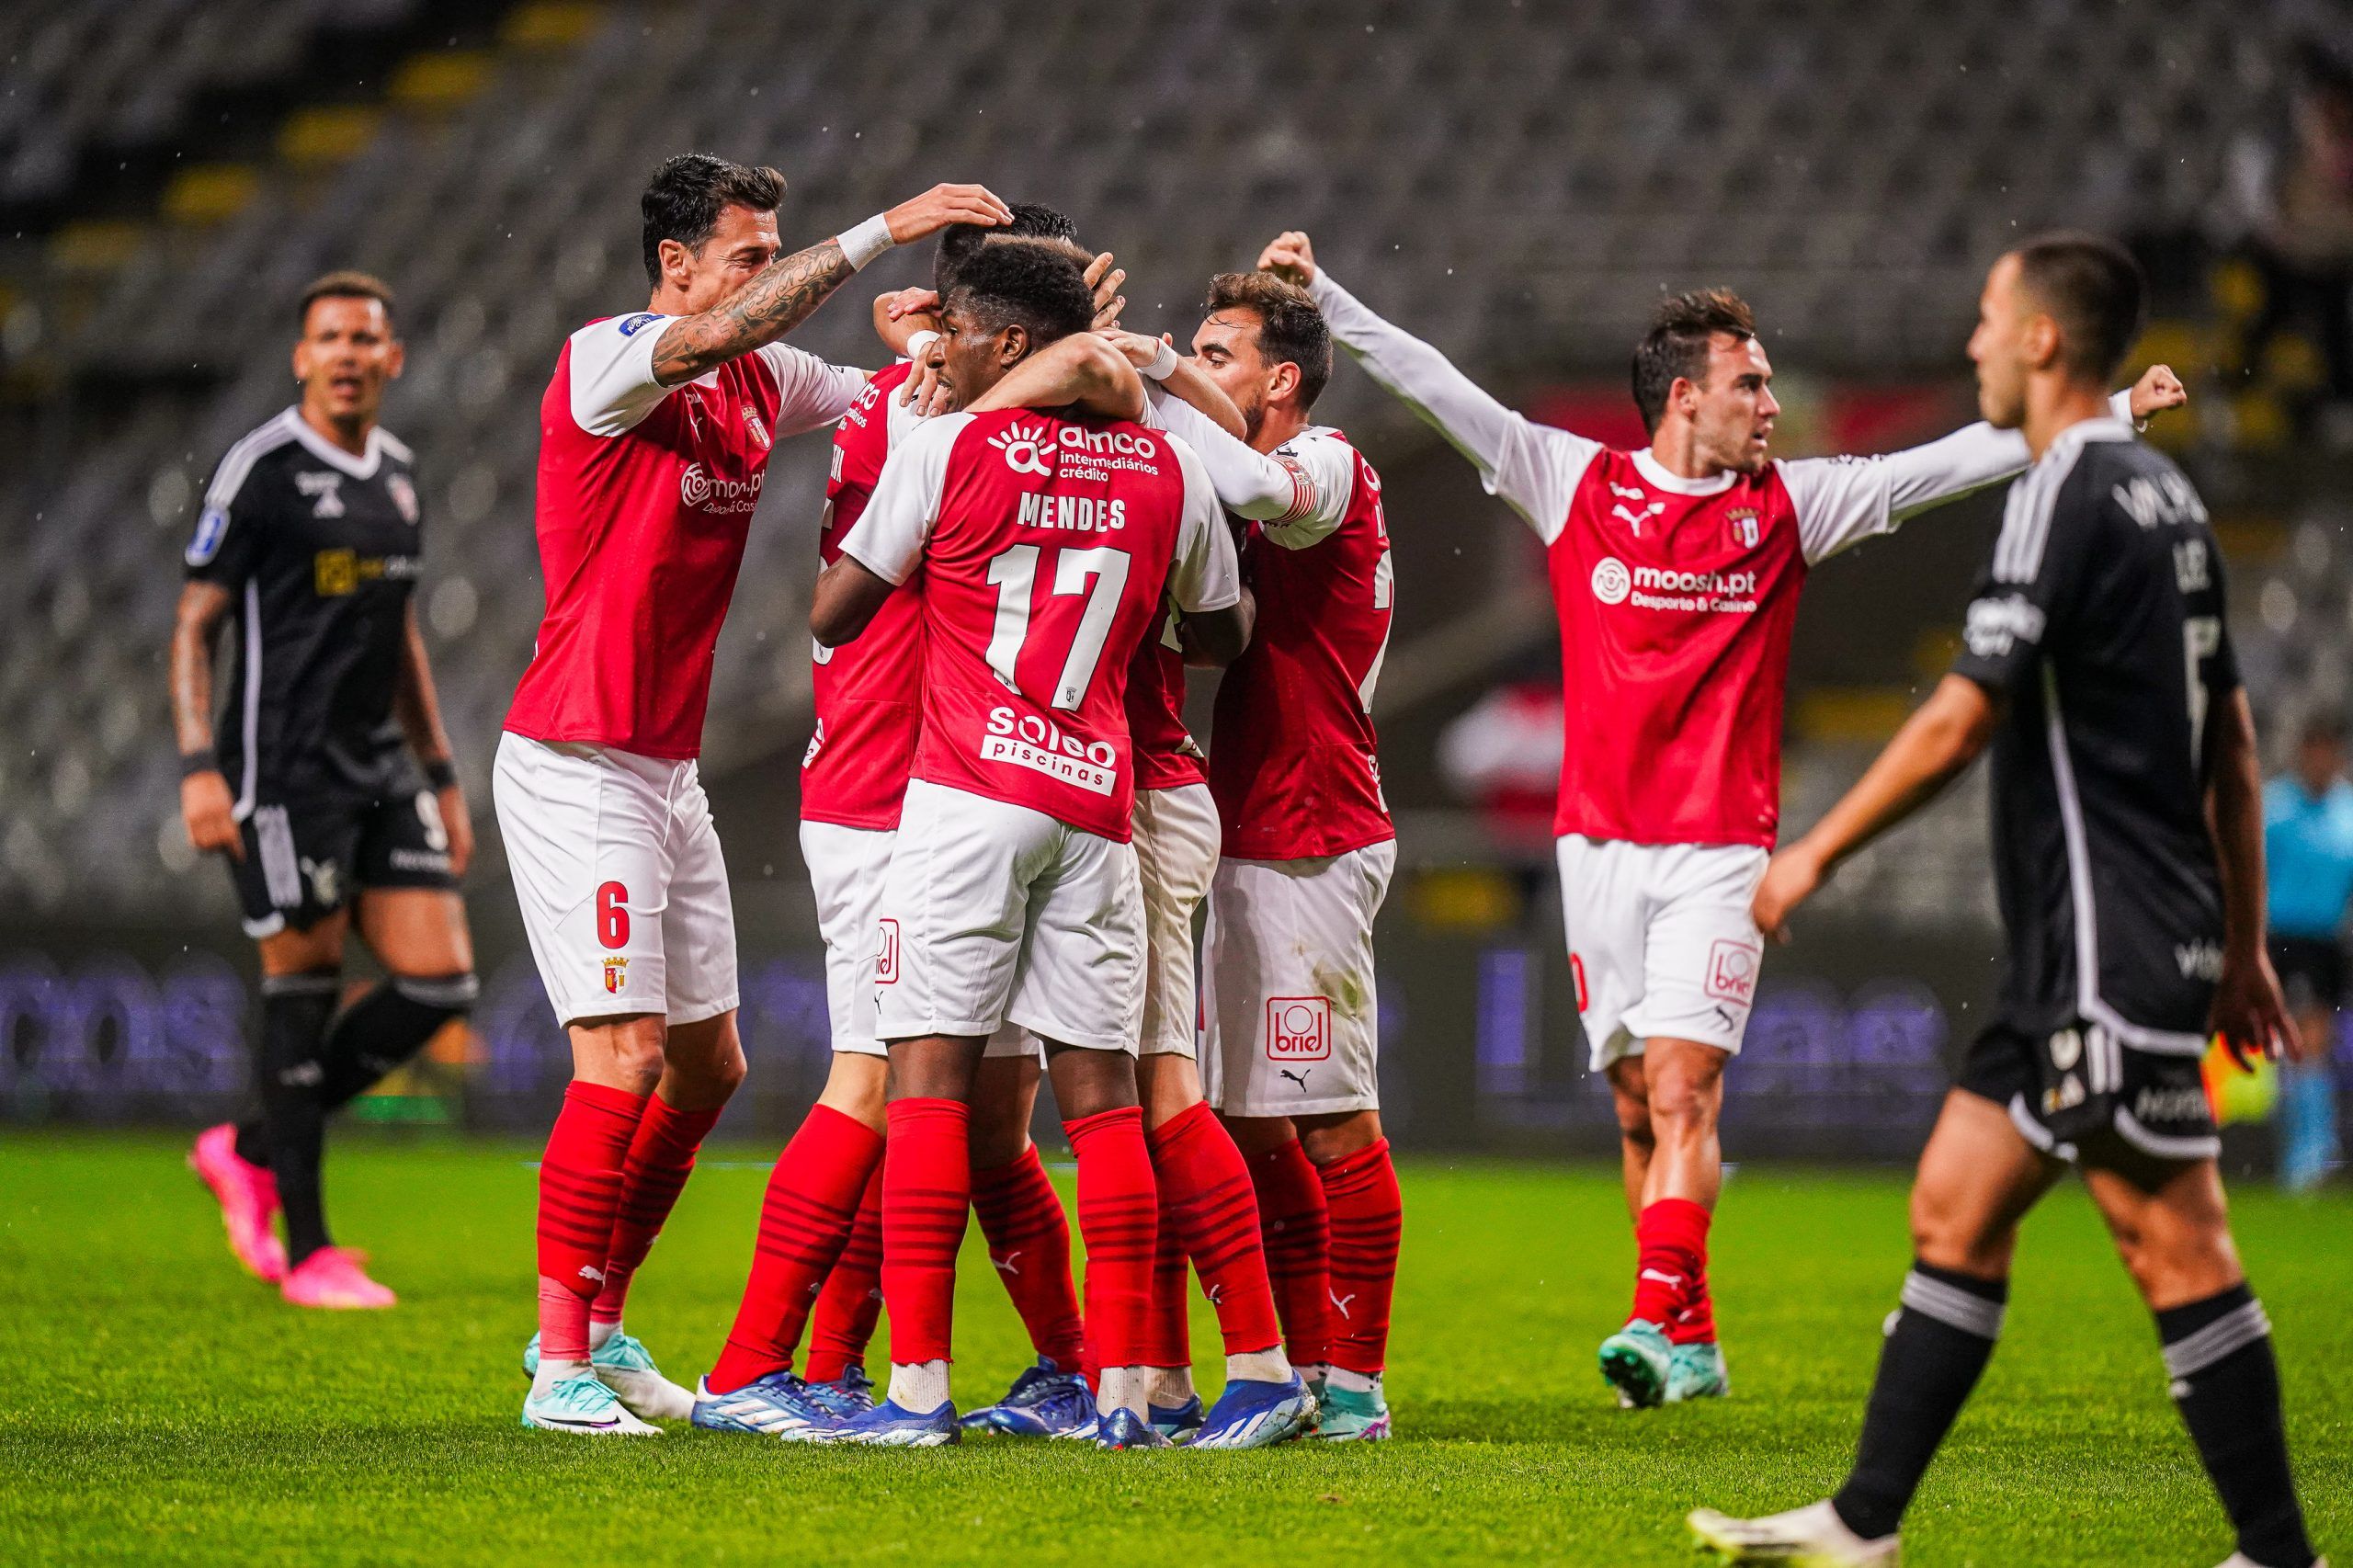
[186,505,231,566]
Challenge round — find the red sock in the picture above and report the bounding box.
[970,1144,1085,1368]
[592,1094,723,1327]
[1066,1106,1157,1371]
[1670,1265,1718,1346]
[1633,1197,1713,1338]
[881,1097,970,1367]
[1247,1138,1335,1367]
[708,1104,881,1393]
[1148,1102,1282,1357]
[1319,1138,1402,1377]
[804,1160,885,1384]
[535,1081,647,1362]
[1141,1206,1192,1369]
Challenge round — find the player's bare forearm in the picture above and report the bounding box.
[2206,688,2268,962]
[811,557,897,647]
[1154,353,1248,440]
[652,240,854,385]
[968,335,1144,421]
[392,601,456,770]
[1179,591,1255,668]
[169,582,231,757]
[1806,676,1995,873]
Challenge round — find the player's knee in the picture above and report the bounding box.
[1908,1187,2012,1276]
[1644,1074,1718,1138]
[1300,1109,1381,1165]
[2113,1211,2243,1309]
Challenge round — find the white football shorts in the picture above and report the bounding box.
[800,816,1035,1061]
[872,779,1144,1053]
[1557,833,1768,1073]
[1133,782,1220,1058]
[494,733,738,1029]
[1201,839,1395,1117]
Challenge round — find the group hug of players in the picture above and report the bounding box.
[175,152,2325,1561]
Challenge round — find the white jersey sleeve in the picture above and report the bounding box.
[567,314,678,437]
[1165,435,1245,613]
[839,412,972,585]
[1784,388,2139,565]
[1142,387,1358,542]
[754,342,872,436]
[1309,270,1599,542]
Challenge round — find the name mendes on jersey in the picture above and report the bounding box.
[1587,555,1759,614]
[981,705,1118,796]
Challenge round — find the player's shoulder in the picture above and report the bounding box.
[871,358,916,392]
[206,408,305,501]
[571,312,669,350]
[375,427,414,468]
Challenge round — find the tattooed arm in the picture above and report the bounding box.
[649,182,1012,387]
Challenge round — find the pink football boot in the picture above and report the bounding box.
[189,1123,287,1282]
[280,1246,396,1310]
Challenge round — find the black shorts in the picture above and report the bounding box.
[1958,1017,2219,1179]
[2269,935,2345,1016]
[230,789,458,937]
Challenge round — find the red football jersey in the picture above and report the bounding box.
[506,312,866,758]
[1209,428,1396,859]
[1125,611,1205,792]
[838,408,1238,841]
[1546,449,1805,847]
[802,359,925,828]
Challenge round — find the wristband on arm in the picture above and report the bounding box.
[423,758,460,790]
[1142,339,1180,381]
[838,214,894,273]
[179,747,219,779]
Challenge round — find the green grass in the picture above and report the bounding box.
[0,1134,2344,1565]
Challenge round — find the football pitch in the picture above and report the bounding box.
[1,1134,2344,1565]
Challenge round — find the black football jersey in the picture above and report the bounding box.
[184,408,426,809]
[1950,415,2236,1053]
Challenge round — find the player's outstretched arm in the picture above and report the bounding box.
[1259,230,1594,534]
[810,556,897,648]
[650,183,1012,386]
[1179,585,1256,667]
[392,600,472,877]
[169,581,242,862]
[1786,365,2189,564]
[965,333,1146,422]
[2206,687,2299,1065]
[815,412,962,644]
[1752,674,1999,941]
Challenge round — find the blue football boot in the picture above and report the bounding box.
[957,1357,1096,1438]
[1190,1373,1317,1449]
[819,1397,960,1448]
[1149,1393,1204,1443]
[807,1362,877,1420]
[689,1371,832,1440]
[1094,1408,1173,1449]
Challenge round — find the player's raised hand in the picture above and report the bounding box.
[903,335,952,415]
[2211,947,2300,1069]
[881,287,939,323]
[1095,328,1170,369]
[882,183,1014,244]
[1257,231,1318,286]
[181,769,243,861]
[1750,846,1824,945]
[2128,363,2187,422]
[1084,252,1127,331]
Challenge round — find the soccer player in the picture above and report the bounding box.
[176,270,476,1311]
[807,240,1249,1449]
[1689,236,2324,1568]
[496,152,1010,1436]
[1258,229,2187,1411]
[1102,270,1399,1441]
[698,210,1145,1440]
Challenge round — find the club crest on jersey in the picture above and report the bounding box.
[603,956,628,994]
[388,472,420,525]
[1726,507,1760,549]
[981,706,1117,796]
[744,408,771,449]
[990,421,1059,477]
[296,472,345,518]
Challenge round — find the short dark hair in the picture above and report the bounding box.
[298,269,395,332]
[1631,289,1756,436]
[2008,233,2146,382]
[641,153,784,285]
[1204,272,1332,410]
[945,239,1096,347]
[934,202,1081,292]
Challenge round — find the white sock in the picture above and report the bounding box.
[889,1359,950,1412]
[1096,1365,1150,1417]
[1299,1360,1330,1385]
[1227,1347,1291,1386]
[531,1358,592,1400]
[587,1319,619,1353]
[1146,1366,1197,1408]
[1326,1366,1381,1396]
